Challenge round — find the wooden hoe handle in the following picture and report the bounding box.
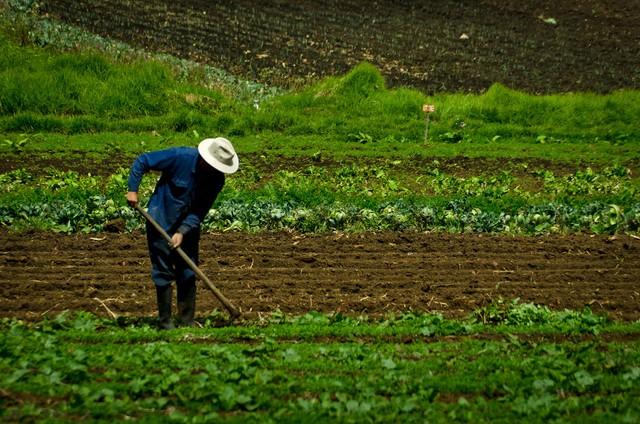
[134,204,240,320]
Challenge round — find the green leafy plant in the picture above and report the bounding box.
[3,133,32,152]
[347,131,375,144]
[0,310,638,422]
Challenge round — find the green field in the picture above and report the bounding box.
[2,306,640,423]
[1,6,640,423]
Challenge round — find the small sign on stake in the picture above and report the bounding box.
[423,104,435,144]
[423,104,435,113]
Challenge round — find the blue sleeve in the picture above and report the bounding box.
[127,149,178,192]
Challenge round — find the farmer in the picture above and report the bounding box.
[126,137,239,329]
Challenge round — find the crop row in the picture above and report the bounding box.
[4,194,639,235]
[1,306,639,422]
[0,164,638,234]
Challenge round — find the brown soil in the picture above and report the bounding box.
[37,0,640,93]
[2,231,638,321]
[0,150,607,180]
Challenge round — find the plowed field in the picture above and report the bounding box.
[2,231,638,321]
[38,0,640,93]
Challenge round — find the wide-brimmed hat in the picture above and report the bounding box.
[198,137,239,174]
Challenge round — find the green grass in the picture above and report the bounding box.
[0,38,170,117]
[432,84,640,139]
[1,30,639,166]
[5,131,640,168]
[2,307,639,422]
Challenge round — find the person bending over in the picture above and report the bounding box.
[127,137,239,329]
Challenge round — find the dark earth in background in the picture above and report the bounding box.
[38,0,640,94]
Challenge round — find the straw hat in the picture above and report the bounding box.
[198,137,239,174]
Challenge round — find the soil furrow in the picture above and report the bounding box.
[1,231,638,321]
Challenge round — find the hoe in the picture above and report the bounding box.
[135,204,240,323]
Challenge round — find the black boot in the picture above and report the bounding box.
[155,284,175,330]
[177,278,196,327]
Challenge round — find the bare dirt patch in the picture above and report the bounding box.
[2,231,638,321]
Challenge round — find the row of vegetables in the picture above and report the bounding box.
[1,164,638,235]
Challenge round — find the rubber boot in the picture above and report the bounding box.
[177,278,196,327]
[155,284,175,330]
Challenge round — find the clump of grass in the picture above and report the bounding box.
[242,65,640,145]
[250,62,424,141]
[431,83,640,143]
[0,36,173,117]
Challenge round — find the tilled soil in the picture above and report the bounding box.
[1,231,638,321]
[37,0,640,93]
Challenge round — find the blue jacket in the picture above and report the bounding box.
[128,147,225,235]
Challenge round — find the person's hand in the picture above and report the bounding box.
[171,232,184,249]
[126,191,138,208]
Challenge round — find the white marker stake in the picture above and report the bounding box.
[423,104,435,144]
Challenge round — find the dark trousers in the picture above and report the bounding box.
[146,222,199,287]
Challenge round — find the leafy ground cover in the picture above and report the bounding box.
[1,161,638,234]
[2,305,640,422]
